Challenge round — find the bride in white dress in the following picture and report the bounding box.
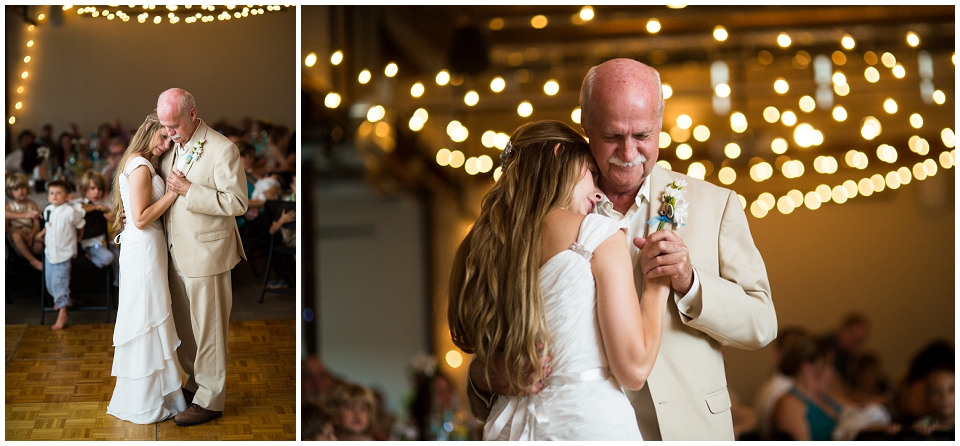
[106,114,186,423]
[448,120,671,440]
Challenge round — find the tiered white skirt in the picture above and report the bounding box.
[106,226,186,424]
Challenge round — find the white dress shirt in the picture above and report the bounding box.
[43,202,86,264]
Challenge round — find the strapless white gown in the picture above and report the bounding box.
[483,214,642,440]
[106,156,186,423]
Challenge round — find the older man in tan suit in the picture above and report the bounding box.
[158,88,248,426]
[467,59,777,440]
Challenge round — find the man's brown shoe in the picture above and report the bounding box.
[174,403,222,426]
[182,388,195,406]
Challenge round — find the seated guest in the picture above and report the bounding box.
[268,174,296,247]
[248,119,272,156]
[74,170,117,271]
[38,123,56,149]
[5,129,40,175]
[328,383,377,441]
[911,365,955,439]
[893,340,955,424]
[100,138,127,190]
[266,174,295,289]
[237,143,268,231]
[302,403,338,441]
[755,326,809,439]
[773,335,844,441]
[264,125,294,173]
[89,122,115,159]
[5,172,44,270]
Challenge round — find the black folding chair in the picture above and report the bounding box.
[259,199,296,303]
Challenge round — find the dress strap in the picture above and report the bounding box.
[568,242,593,261]
[124,156,157,177]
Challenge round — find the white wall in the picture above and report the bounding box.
[5,6,295,139]
[317,180,430,414]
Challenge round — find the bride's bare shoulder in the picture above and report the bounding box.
[541,209,586,264]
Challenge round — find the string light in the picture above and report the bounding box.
[304,52,317,67]
[713,26,728,42]
[75,5,290,24]
[317,10,954,210]
[579,6,595,22]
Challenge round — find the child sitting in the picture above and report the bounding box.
[5,173,44,270]
[267,174,296,289]
[74,170,117,271]
[912,366,955,438]
[34,180,86,330]
[268,173,296,249]
[328,383,377,441]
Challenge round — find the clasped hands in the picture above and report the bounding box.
[166,169,191,196]
[634,229,694,294]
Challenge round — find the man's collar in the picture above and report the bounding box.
[177,119,204,152]
[597,174,653,214]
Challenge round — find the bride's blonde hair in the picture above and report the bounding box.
[111,113,163,231]
[448,120,593,395]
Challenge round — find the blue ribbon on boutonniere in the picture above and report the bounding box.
[647,179,689,231]
[185,139,205,165]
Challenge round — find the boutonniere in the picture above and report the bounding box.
[184,139,205,165]
[648,179,689,230]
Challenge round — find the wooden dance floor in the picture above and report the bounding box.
[5,319,296,441]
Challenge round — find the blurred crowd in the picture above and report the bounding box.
[740,312,954,441]
[303,313,953,441]
[301,354,480,441]
[5,117,296,289]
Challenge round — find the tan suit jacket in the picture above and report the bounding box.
[159,119,247,277]
[624,166,777,440]
[466,165,777,440]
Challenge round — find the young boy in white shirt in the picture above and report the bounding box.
[35,179,86,330]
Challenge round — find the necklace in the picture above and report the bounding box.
[9,200,29,213]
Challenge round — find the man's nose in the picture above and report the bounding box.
[620,138,640,160]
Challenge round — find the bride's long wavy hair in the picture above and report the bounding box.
[111,113,163,231]
[448,120,594,395]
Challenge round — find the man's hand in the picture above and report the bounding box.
[470,349,553,396]
[167,169,191,196]
[634,230,694,294]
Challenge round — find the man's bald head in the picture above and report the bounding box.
[157,88,199,145]
[579,58,664,134]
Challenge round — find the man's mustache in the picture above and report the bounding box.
[609,153,646,168]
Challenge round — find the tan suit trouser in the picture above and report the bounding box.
[168,252,232,411]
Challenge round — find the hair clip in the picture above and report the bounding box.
[500,141,514,167]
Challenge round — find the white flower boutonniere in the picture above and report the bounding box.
[648,179,689,230]
[184,139,205,165]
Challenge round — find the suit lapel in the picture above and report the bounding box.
[648,166,668,231]
[180,121,208,178]
[636,166,668,297]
